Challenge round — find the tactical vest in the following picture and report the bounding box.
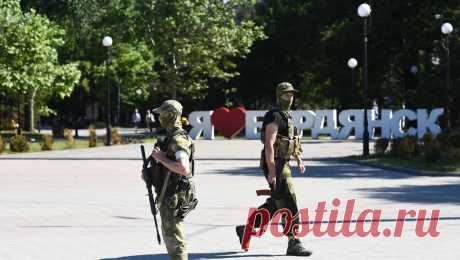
[261,108,301,159]
[157,128,195,197]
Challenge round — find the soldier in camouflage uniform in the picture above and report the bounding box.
[149,100,198,260]
[236,82,312,256]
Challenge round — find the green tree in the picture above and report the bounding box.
[21,0,106,128]
[132,0,266,100]
[0,0,80,131]
[94,42,157,116]
[235,0,460,122]
[21,0,265,122]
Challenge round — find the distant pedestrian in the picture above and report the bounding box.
[145,109,155,136]
[373,99,379,119]
[131,108,141,133]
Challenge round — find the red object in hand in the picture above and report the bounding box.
[210,107,246,139]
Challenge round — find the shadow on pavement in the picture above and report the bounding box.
[101,252,284,260]
[356,181,460,205]
[210,162,414,179]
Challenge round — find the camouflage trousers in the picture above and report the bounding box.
[159,203,187,260]
[257,160,299,237]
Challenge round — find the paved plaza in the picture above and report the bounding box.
[1,140,459,260]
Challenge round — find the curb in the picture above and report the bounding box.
[0,157,261,161]
[339,158,460,177]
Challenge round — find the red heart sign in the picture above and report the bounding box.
[211,107,246,139]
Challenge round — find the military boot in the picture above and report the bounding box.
[235,225,245,245]
[286,238,312,256]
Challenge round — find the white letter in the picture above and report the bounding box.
[188,111,214,140]
[312,110,338,139]
[338,110,364,140]
[417,108,444,139]
[391,109,417,138]
[292,110,316,138]
[245,110,267,140]
[369,109,392,139]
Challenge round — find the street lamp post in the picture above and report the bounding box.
[0,92,3,134]
[441,22,453,131]
[136,89,142,134]
[348,58,358,93]
[358,3,371,156]
[136,89,142,104]
[17,92,21,135]
[117,80,120,127]
[102,36,113,146]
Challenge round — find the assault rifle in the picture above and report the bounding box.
[140,145,161,245]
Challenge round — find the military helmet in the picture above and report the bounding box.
[276,82,298,93]
[152,99,183,116]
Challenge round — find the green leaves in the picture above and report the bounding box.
[16,0,265,119]
[94,42,157,107]
[133,0,266,98]
[0,0,80,103]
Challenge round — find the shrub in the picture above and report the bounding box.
[89,127,97,147]
[0,135,4,154]
[41,134,53,151]
[422,132,434,145]
[9,134,29,152]
[374,138,389,155]
[446,148,460,161]
[436,132,451,149]
[389,138,402,157]
[422,132,441,162]
[124,138,144,144]
[399,136,420,159]
[449,133,460,148]
[52,119,64,138]
[111,128,122,145]
[63,128,75,148]
[0,117,16,130]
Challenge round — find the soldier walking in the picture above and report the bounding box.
[145,100,198,260]
[236,82,312,256]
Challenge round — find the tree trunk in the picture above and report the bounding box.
[16,93,22,135]
[27,88,38,132]
[74,116,79,138]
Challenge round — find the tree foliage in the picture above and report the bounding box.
[9,0,460,129]
[0,0,80,130]
[235,0,460,122]
[118,0,266,100]
[17,0,265,126]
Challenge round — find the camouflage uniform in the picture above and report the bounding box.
[153,100,197,260]
[236,82,312,256]
[256,82,302,237]
[259,105,302,235]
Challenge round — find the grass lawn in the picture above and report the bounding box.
[349,154,460,174]
[1,136,156,154]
